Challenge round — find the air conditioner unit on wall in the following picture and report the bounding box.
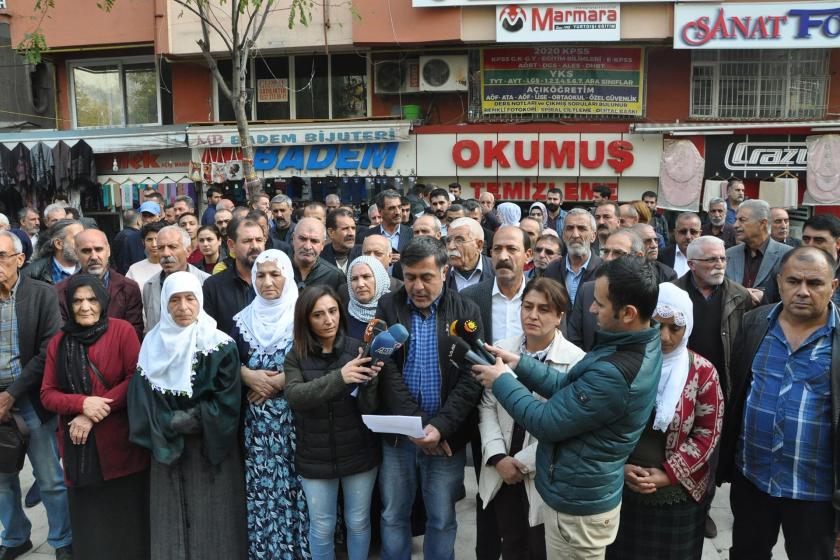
[419,55,468,92]
[374,59,420,95]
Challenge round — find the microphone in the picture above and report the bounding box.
[369,332,399,360]
[361,319,388,359]
[445,335,492,370]
[387,324,409,348]
[450,319,495,364]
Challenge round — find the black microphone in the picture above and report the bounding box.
[361,318,388,359]
[445,335,492,370]
[451,319,496,364]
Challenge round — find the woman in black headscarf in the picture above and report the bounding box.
[41,274,150,559]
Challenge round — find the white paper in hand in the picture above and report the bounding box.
[362,415,425,438]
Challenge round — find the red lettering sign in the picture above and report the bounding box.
[469,180,617,202]
[453,139,635,174]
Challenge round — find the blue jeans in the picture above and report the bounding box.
[0,397,71,548]
[379,441,466,560]
[300,467,378,560]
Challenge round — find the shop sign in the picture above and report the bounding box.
[481,47,644,116]
[703,134,807,178]
[97,149,192,174]
[257,79,288,103]
[253,143,401,173]
[675,2,840,49]
[496,4,620,43]
[417,0,678,6]
[454,137,634,172]
[467,179,616,201]
[188,121,411,148]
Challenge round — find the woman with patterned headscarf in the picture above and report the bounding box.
[496,202,522,227]
[231,249,310,559]
[607,283,723,560]
[345,255,392,340]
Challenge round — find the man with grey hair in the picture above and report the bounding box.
[725,177,745,224]
[325,193,341,214]
[42,203,66,229]
[172,195,195,220]
[479,191,501,231]
[444,217,494,292]
[269,194,295,245]
[726,198,792,305]
[568,229,644,351]
[632,223,677,283]
[26,219,84,285]
[216,198,235,213]
[545,207,602,310]
[659,212,702,277]
[618,204,639,228]
[142,225,209,330]
[112,209,145,274]
[701,197,737,248]
[18,208,40,249]
[770,207,801,248]
[412,214,442,239]
[291,216,345,291]
[0,214,10,231]
[362,234,403,292]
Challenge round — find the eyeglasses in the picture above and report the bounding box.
[0,252,20,262]
[690,256,729,264]
[535,247,556,256]
[445,236,475,247]
[600,248,628,258]
[677,229,701,235]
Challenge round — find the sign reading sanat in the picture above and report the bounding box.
[675,2,840,48]
[496,4,620,42]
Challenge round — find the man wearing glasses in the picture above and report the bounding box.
[675,235,752,539]
[658,212,702,278]
[444,218,494,292]
[632,224,677,283]
[530,234,562,279]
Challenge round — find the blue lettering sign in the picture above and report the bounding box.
[253,147,278,171]
[278,146,305,170]
[790,7,840,38]
[361,143,399,169]
[307,145,337,170]
[250,142,400,172]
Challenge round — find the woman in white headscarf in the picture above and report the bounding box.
[496,202,522,227]
[230,249,310,559]
[346,255,392,340]
[607,283,723,560]
[528,201,549,229]
[128,271,247,560]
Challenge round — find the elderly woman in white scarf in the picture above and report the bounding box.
[345,255,392,340]
[229,249,310,559]
[606,283,723,560]
[128,271,247,560]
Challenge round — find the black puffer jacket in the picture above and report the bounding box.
[284,334,381,479]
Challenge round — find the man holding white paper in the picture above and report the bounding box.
[374,236,484,560]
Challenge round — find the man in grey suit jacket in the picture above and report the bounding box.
[725,199,792,305]
[567,229,645,351]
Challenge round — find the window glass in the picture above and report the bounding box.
[216,59,252,122]
[255,57,290,120]
[124,63,159,125]
[295,55,329,119]
[331,54,368,119]
[73,65,122,127]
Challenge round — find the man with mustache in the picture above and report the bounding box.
[726,199,792,305]
[725,178,745,225]
[202,218,266,336]
[659,212,702,278]
[701,198,737,249]
[322,208,361,274]
[269,194,295,245]
[675,235,752,539]
[357,190,414,262]
[546,188,567,234]
[632,224,677,283]
[545,208,602,311]
[141,225,209,331]
[770,207,801,248]
[593,202,620,255]
[444,217,494,292]
[429,188,452,236]
[55,229,144,340]
[292,217,345,292]
[801,214,840,307]
[25,219,84,285]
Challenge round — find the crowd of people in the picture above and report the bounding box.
[0,177,837,560]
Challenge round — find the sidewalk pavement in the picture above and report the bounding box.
[15,460,788,559]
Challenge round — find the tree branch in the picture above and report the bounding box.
[171,0,234,54]
[196,40,233,101]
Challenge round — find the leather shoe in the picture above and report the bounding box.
[704,514,718,539]
[0,540,33,560]
[24,482,41,508]
[54,544,73,560]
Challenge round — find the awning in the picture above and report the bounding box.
[0,125,188,153]
[631,120,840,135]
[188,120,413,148]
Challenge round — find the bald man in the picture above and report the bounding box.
[55,228,144,339]
[363,234,404,292]
[291,216,345,291]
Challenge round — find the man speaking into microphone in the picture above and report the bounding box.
[373,236,483,560]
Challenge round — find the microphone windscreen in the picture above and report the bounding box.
[370,332,398,359]
[363,318,388,343]
[456,319,483,344]
[387,324,409,344]
[444,335,474,366]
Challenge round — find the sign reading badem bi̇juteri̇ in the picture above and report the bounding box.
[481,46,645,116]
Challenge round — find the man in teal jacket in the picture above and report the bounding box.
[473,256,662,559]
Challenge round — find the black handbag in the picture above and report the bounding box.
[0,413,29,474]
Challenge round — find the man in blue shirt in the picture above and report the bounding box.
[544,208,602,312]
[725,178,745,225]
[718,246,840,559]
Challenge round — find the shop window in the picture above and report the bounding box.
[295,55,330,119]
[331,54,368,119]
[255,57,290,120]
[70,58,160,128]
[690,50,829,120]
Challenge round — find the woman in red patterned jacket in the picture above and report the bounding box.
[607,282,724,560]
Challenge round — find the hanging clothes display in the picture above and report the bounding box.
[70,140,97,188]
[702,179,726,211]
[804,134,840,205]
[30,142,55,204]
[759,177,799,209]
[52,141,72,193]
[658,139,704,212]
[0,144,12,190]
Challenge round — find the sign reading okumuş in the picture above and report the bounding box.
[481,47,644,116]
[496,4,620,42]
[675,2,840,49]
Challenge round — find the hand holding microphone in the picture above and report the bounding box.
[341,348,381,385]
